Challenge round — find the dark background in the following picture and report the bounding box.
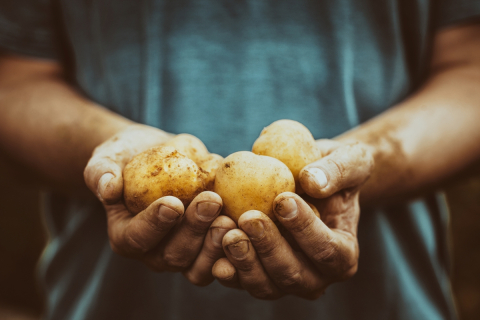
[0,152,479,320]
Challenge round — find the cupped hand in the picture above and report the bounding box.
[84,124,236,286]
[212,140,374,299]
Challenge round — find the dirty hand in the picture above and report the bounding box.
[212,140,374,299]
[84,124,236,286]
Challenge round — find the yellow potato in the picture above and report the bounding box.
[163,133,209,163]
[252,119,322,193]
[214,151,295,223]
[123,146,206,214]
[163,133,223,190]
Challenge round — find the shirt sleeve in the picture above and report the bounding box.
[0,0,59,59]
[436,0,480,29]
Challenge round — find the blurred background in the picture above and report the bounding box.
[0,151,479,320]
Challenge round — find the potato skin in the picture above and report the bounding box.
[214,151,295,223]
[252,119,322,193]
[162,133,209,163]
[123,146,205,214]
[163,133,223,190]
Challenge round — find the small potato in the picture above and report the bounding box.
[252,119,322,193]
[163,133,209,163]
[163,134,223,190]
[214,151,295,223]
[123,146,205,214]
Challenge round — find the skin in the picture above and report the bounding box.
[1,23,480,297]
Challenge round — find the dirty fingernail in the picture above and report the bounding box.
[159,205,180,222]
[276,198,298,219]
[241,220,265,239]
[197,202,221,220]
[306,168,328,188]
[211,228,227,246]
[227,240,249,259]
[98,173,114,200]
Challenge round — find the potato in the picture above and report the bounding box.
[123,146,206,214]
[163,134,223,190]
[214,151,295,223]
[252,119,322,193]
[163,134,209,163]
[196,153,224,190]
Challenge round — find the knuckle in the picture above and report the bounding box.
[184,271,211,287]
[235,259,256,273]
[125,232,150,254]
[312,239,359,279]
[251,288,281,300]
[327,158,345,183]
[275,269,303,291]
[312,244,338,266]
[108,230,133,257]
[163,251,192,271]
[203,246,223,262]
[186,221,209,239]
[253,240,278,258]
[289,215,316,235]
[144,214,170,235]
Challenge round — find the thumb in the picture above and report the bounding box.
[299,142,374,198]
[84,155,124,204]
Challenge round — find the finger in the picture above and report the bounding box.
[183,216,236,286]
[84,155,124,204]
[212,258,242,289]
[274,192,359,280]
[107,196,184,257]
[299,142,374,198]
[84,126,173,204]
[302,192,359,233]
[239,211,326,299]
[222,229,283,300]
[153,191,223,271]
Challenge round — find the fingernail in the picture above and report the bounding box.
[275,198,298,219]
[305,168,328,188]
[97,173,114,200]
[159,205,180,222]
[197,202,221,221]
[241,220,264,239]
[211,228,226,246]
[227,240,249,259]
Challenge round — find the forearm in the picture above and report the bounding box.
[0,56,134,191]
[336,63,480,206]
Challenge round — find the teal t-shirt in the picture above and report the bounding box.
[2,1,480,319]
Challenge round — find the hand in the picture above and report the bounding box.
[84,124,236,286]
[212,140,374,299]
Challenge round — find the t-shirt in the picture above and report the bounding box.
[1,1,480,319]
